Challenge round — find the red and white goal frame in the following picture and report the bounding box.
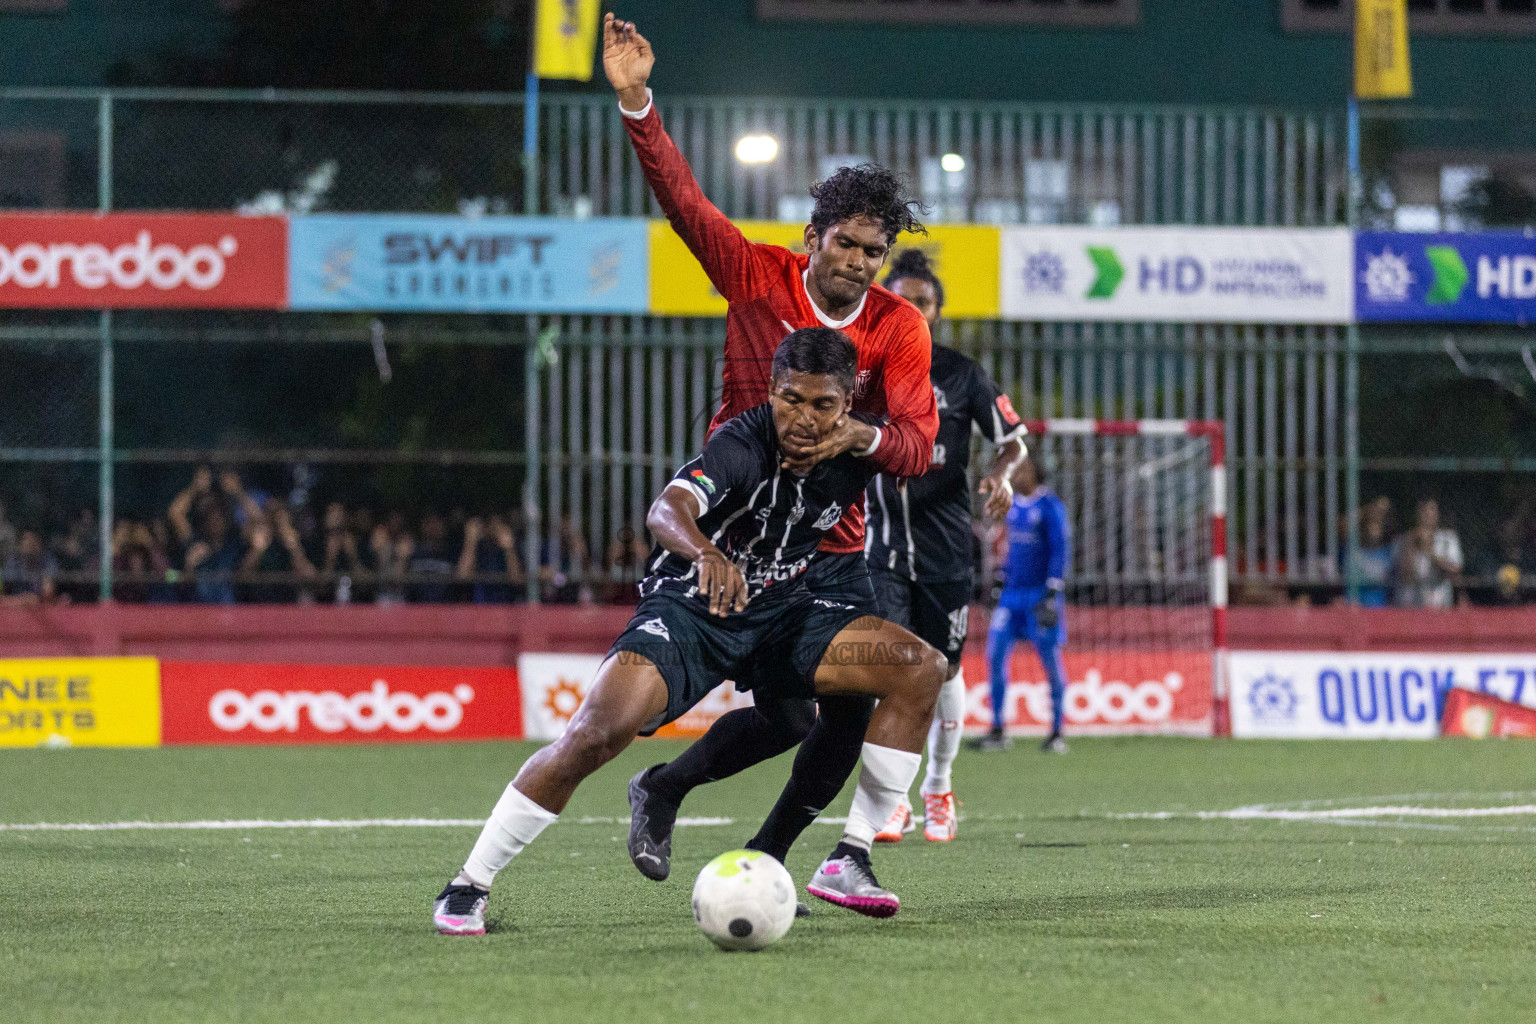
[1020,419,1230,737]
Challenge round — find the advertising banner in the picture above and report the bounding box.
[1229,651,1536,739]
[159,662,521,745]
[1440,688,1536,739]
[0,657,161,747]
[649,221,1001,318]
[1000,226,1354,323]
[517,652,753,741]
[957,649,1212,735]
[1355,231,1536,324]
[288,215,649,313]
[0,213,287,309]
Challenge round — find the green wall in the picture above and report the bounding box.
[0,0,1532,110]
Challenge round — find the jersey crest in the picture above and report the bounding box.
[813,502,843,531]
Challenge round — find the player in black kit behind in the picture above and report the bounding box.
[432,329,946,934]
[868,250,1027,843]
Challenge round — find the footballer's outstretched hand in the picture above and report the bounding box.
[696,547,749,617]
[978,471,1014,521]
[603,13,654,112]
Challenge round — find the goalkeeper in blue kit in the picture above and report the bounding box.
[978,455,1072,753]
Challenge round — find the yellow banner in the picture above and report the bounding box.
[533,0,601,82]
[648,221,1000,318]
[0,657,161,748]
[1355,0,1412,100]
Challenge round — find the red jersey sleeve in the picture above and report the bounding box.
[866,313,939,478]
[623,103,774,303]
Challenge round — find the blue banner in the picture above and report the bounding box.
[288,215,648,313]
[1356,230,1536,324]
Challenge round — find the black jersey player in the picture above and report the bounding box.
[433,329,945,934]
[869,250,1027,843]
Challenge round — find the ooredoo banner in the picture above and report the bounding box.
[0,213,287,308]
[1000,226,1354,323]
[1229,651,1536,738]
[957,649,1213,735]
[159,662,522,745]
[517,652,754,741]
[0,656,162,747]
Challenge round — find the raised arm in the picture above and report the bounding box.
[603,14,770,303]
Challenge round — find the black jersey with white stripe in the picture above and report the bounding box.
[644,404,880,603]
[867,345,1026,582]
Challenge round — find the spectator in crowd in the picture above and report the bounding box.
[1,530,59,604]
[242,501,319,603]
[456,514,526,604]
[1476,513,1536,605]
[51,507,100,603]
[405,512,456,603]
[1393,499,1463,609]
[112,520,171,604]
[0,498,18,568]
[1341,496,1395,608]
[319,501,367,603]
[603,522,649,603]
[169,467,265,605]
[539,516,592,604]
[369,518,410,606]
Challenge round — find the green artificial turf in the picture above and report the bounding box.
[2,738,1534,1023]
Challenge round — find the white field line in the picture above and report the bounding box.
[0,815,752,832]
[1113,804,1536,822]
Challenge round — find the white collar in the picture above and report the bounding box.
[802,269,866,329]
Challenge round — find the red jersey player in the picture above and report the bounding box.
[603,14,941,916]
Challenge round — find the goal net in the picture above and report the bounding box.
[971,420,1228,737]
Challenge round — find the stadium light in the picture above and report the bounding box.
[940,153,966,174]
[734,135,779,165]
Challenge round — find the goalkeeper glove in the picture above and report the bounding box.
[1032,583,1063,631]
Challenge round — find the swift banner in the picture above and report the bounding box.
[1230,651,1536,739]
[288,215,649,313]
[1000,226,1354,323]
[649,221,1001,318]
[0,657,161,747]
[0,213,287,309]
[159,662,522,745]
[1356,231,1536,324]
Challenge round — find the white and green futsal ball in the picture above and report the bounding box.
[691,849,796,951]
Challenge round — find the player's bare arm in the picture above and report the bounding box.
[603,13,654,113]
[978,437,1027,520]
[646,487,748,617]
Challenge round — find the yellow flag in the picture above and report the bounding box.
[534,0,600,81]
[1355,0,1412,99]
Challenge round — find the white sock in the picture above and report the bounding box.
[459,782,559,889]
[842,742,923,850]
[921,671,966,796]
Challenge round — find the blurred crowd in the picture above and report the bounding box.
[0,467,650,607]
[5,470,1536,608]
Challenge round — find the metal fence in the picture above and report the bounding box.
[4,89,1533,604]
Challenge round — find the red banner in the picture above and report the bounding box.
[958,650,1212,734]
[160,662,522,745]
[0,213,287,308]
[1440,687,1536,739]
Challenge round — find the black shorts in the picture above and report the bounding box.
[609,580,867,733]
[872,570,973,666]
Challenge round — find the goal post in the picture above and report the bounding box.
[976,419,1230,737]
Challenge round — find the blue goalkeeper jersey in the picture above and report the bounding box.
[1001,487,1070,594]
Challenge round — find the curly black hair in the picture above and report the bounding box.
[809,164,927,246]
[883,248,945,310]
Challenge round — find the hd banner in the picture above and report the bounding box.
[1000,226,1354,324]
[1230,651,1536,739]
[1356,231,1536,324]
[288,214,649,313]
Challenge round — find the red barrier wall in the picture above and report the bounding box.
[2,603,1535,663]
